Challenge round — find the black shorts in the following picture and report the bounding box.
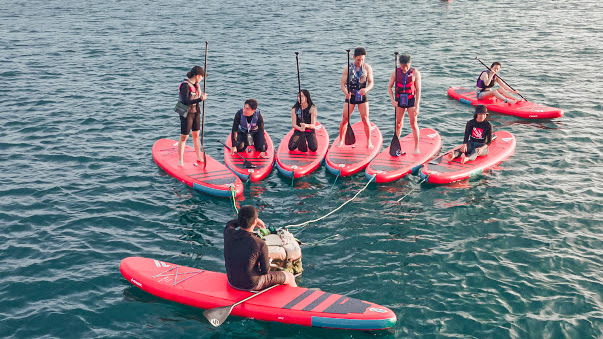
[397,97,416,108]
[345,95,368,105]
[253,271,286,290]
[180,112,200,135]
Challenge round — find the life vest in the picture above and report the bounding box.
[263,228,303,275]
[238,109,260,134]
[476,71,496,90]
[396,67,415,99]
[295,105,312,126]
[178,80,200,114]
[347,62,367,93]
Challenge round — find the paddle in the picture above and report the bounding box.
[475,57,526,101]
[344,49,355,145]
[389,52,403,157]
[203,283,279,327]
[200,41,208,169]
[294,52,307,151]
[217,139,256,168]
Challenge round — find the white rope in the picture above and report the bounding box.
[395,175,429,203]
[285,175,376,229]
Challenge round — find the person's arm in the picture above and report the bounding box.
[257,242,270,275]
[485,122,493,145]
[359,64,374,95]
[231,111,241,147]
[306,106,317,129]
[388,70,397,107]
[414,70,422,112]
[257,114,265,132]
[291,108,303,131]
[340,66,350,99]
[179,84,203,105]
[461,121,472,152]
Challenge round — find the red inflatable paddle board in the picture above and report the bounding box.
[420,131,516,184]
[448,86,563,119]
[325,122,383,177]
[275,122,329,179]
[152,139,243,198]
[366,128,441,183]
[223,131,275,182]
[120,257,397,330]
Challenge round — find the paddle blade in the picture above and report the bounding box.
[203,305,234,327]
[344,123,355,145]
[244,159,257,169]
[389,136,403,157]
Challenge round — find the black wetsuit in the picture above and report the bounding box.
[288,105,318,152]
[223,220,269,290]
[179,82,203,135]
[452,118,493,161]
[231,109,267,152]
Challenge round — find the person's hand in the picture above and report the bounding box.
[391,98,397,107]
[345,91,351,100]
[299,123,306,130]
[358,88,366,95]
[460,144,467,153]
[200,93,207,101]
[256,218,266,229]
[231,148,236,155]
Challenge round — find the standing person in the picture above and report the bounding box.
[337,47,375,149]
[288,89,318,152]
[447,105,493,164]
[224,205,297,291]
[177,66,208,167]
[387,53,422,154]
[476,62,522,104]
[231,99,268,158]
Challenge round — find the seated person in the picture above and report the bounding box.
[448,105,493,164]
[223,205,297,291]
[476,61,522,104]
[288,89,318,152]
[231,99,268,158]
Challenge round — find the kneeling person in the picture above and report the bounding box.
[231,99,268,158]
[448,105,493,164]
[224,205,297,291]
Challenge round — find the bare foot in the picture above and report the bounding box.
[177,161,184,167]
[506,98,517,105]
[368,142,374,149]
[196,158,205,163]
[414,148,420,155]
[460,154,468,164]
[336,141,343,147]
[259,152,269,159]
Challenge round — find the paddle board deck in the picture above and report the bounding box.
[152,139,244,198]
[448,86,564,119]
[366,128,441,183]
[420,131,516,184]
[325,121,383,177]
[223,131,275,182]
[120,257,397,330]
[275,122,329,179]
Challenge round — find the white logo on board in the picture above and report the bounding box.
[369,307,386,313]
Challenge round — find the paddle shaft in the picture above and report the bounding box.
[217,139,255,168]
[475,57,526,101]
[230,283,280,309]
[394,52,398,134]
[346,49,351,126]
[201,42,208,167]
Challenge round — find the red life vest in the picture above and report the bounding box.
[178,80,201,114]
[396,68,415,99]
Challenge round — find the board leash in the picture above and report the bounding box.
[395,174,429,203]
[285,174,375,230]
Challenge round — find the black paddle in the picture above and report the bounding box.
[344,49,355,145]
[294,52,307,151]
[203,283,280,327]
[200,41,208,169]
[389,52,403,157]
[475,57,526,101]
[217,140,256,168]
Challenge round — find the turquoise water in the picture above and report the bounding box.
[1,0,601,337]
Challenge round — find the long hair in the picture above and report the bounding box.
[293,89,314,109]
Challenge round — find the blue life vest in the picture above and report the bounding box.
[238,109,260,133]
[347,62,366,92]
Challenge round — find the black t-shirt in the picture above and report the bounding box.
[179,82,202,113]
[463,118,493,145]
[223,219,269,290]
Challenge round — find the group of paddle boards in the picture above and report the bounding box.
[136,80,562,330]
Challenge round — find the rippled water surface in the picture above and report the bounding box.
[1,0,601,337]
